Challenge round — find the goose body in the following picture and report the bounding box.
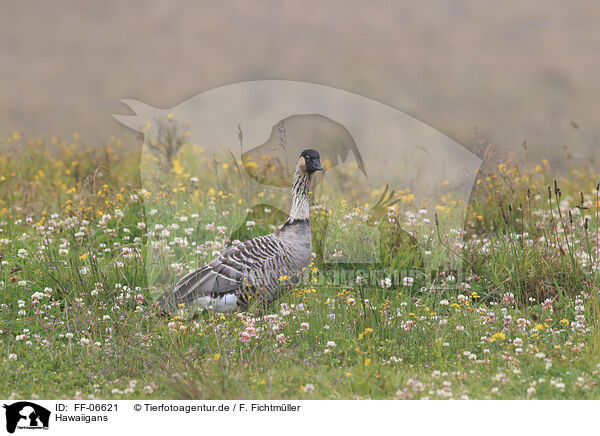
[158,150,322,312]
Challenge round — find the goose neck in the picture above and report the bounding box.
[288,167,312,221]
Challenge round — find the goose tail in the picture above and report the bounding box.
[157,267,213,310]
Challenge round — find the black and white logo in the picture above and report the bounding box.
[3,402,50,434]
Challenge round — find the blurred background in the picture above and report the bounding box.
[1,0,598,168]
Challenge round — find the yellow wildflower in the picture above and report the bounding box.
[491,332,506,342]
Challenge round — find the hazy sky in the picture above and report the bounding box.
[1,0,599,166]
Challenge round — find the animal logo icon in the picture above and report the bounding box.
[3,402,50,434]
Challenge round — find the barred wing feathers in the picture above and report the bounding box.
[159,233,290,311]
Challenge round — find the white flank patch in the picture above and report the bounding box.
[193,294,239,312]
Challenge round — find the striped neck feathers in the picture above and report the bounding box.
[288,164,312,222]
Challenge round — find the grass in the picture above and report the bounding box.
[0,130,599,400]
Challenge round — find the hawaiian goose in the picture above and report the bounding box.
[158,149,323,312]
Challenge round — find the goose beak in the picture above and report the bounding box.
[314,161,323,171]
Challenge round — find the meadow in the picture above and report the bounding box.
[1,130,599,400]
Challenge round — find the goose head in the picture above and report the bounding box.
[298,149,323,174]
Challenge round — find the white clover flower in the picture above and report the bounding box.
[144,385,155,394]
[303,383,315,394]
[8,353,17,361]
[440,299,449,306]
[326,341,336,348]
[381,278,392,289]
[31,292,46,300]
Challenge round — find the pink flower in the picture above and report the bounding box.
[240,331,251,343]
[300,322,309,331]
[347,297,356,306]
[502,292,515,305]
